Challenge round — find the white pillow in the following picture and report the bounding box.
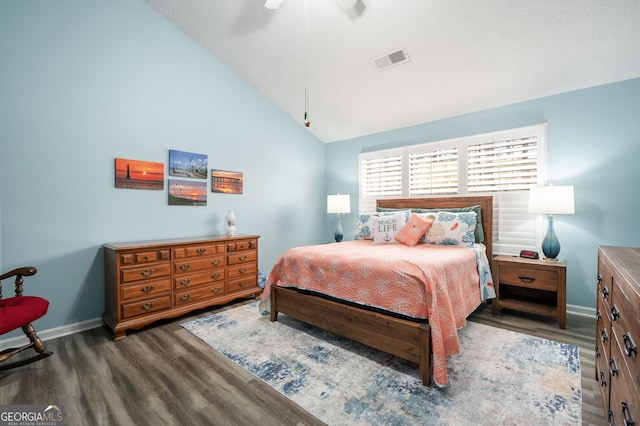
[355,210,410,240]
[372,213,406,244]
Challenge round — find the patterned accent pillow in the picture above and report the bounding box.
[355,210,410,240]
[395,213,435,246]
[424,211,477,247]
[372,213,406,244]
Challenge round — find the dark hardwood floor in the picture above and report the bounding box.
[1,300,604,425]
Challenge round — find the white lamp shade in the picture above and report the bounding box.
[528,186,575,214]
[327,194,351,214]
[264,0,283,10]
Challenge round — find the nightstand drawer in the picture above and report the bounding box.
[499,265,558,291]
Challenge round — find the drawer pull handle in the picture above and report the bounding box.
[599,371,607,387]
[238,267,247,274]
[141,285,154,294]
[596,310,602,322]
[238,281,246,287]
[197,248,206,255]
[141,302,155,311]
[212,259,220,266]
[601,286,609,299]
[517,276,535,283]
[596,274,602,284]
[181,294,191,301]
[212,273,220,280]
[239,255,247,261]
[622,401,635,426]
[611,305,620,322]
[180,278,191,286]
[141,269,154,277]
[595,345,600,359]
[609,357,619,377]
[212,287,221,294]
[180,264,191,271]
[601,328,608,343]
[145,255,150,260]
[623,333,637,356]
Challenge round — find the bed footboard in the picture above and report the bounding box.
[270,285,432,386]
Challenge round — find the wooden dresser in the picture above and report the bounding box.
[596,246,639,425]
[103,234,260,340]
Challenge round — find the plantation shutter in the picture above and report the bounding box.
[359,150,403,212]
[409,147,458,195]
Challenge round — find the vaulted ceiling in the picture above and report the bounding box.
[143,0,640,143]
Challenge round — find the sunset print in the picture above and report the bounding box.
[168,179,207,206]
[211,169,243,194]
[115,158,164,190]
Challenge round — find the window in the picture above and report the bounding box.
[358,124,547,254]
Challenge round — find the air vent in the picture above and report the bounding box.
[373,48,411,71]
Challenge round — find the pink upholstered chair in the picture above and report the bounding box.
[0,266,52,370]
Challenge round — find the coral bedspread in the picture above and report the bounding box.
[263,239,495,386]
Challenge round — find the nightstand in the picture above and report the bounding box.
[492,255,567,328]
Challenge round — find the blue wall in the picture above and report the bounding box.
[326,77,640,309]
[0,1,325,334]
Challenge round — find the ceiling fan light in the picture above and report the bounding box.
[335,0,357,9]
[264,0,283,10]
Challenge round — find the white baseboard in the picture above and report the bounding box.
[567,303,596,319]
[0,317,103,351]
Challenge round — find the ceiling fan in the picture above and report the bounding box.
[264,0,357,10]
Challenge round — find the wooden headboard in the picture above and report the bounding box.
[376,196,493,260]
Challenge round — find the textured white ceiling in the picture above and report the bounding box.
[143,0,640,143]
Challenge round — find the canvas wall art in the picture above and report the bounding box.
[211,169,243,194]
[114,158,164,190]
[168,179,207,206]
[169,149,208,180]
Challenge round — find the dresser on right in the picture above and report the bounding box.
[596,246,639,425]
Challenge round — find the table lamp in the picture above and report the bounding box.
[327,194,351,242]
[528,185,575,260]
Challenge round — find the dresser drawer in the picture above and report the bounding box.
[498,265,558,291]
[174,256,224,274]
[121,263,172,283]
[228,261,257,279]
[227,250,257,265]
[121,278,171,302]
[227,239,258,252]
[173,244,225,260]
[174,282,226,306]
[228,275,258,293]
[121,296,171,319]
[120,249,171,266]
[174,269,225,289]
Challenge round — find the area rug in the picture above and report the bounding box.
[182,302,581,425]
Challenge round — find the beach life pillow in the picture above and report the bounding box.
[355,210,410,240]
[395,213,435,246]
[425,211,477,247]
[372,212,406,244]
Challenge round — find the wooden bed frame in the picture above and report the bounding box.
[269,196,493,386]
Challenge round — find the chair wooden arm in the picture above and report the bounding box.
[0,266,37,298]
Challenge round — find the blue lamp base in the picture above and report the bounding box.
[541,215,560,261]
[334,214,344,242]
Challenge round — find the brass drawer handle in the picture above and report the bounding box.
[141,269,154,277]
[517,276,535,283]
[141,285,154,294]
[145,255,150,260]
[197,248,206,255]
[238,281,246,287]
[180,264,191,271]
[212,259,220,266]
[611,305,620,322]
[211,273,220,280]
[180,278,191,286]
[623,333,637,356]
[181,294,191,302]
[609,357,619,377]
[141,302,155,311]
[212,287,221,294]
[239,255,247,261]
[238,267,247,274]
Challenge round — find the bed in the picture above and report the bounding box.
[264,196,494,387]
